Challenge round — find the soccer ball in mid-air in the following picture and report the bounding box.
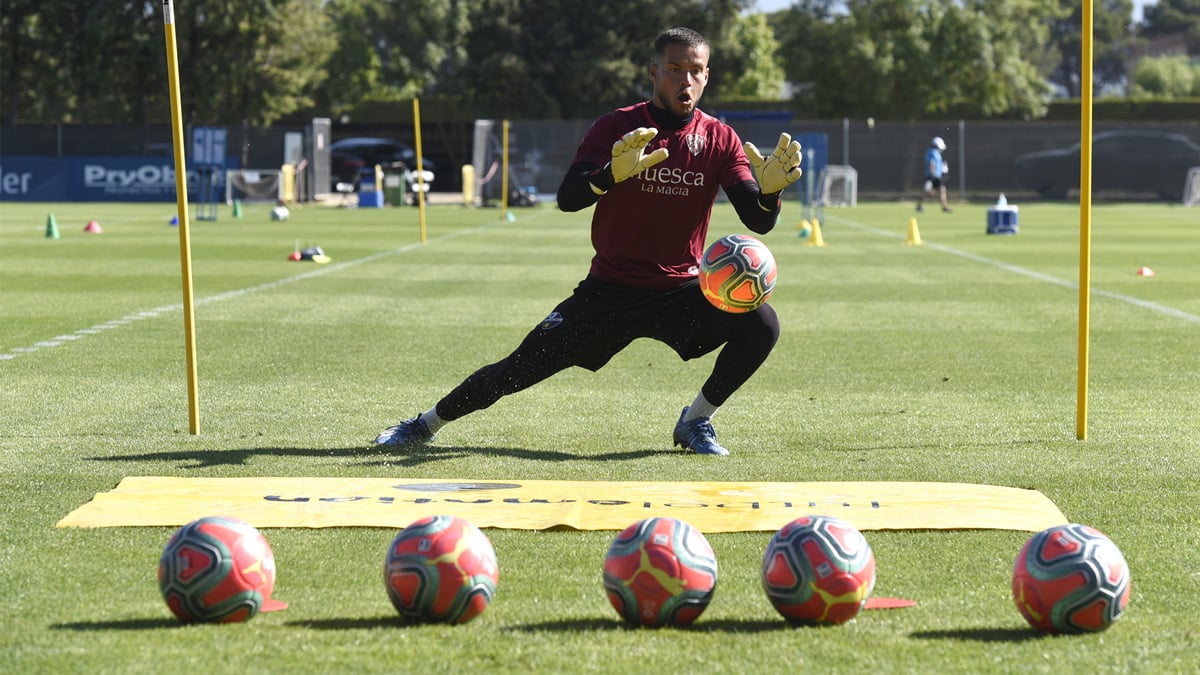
[761,515,876,625]
[603,517,717,627]
[1012,523,1131,634]
[158,515,278,623]
[384,515,499,624]
[699,234,777,313]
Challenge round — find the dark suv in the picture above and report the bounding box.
[1013,131,1200,200]
[330,137,435,195]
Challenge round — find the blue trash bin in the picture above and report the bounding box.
[358,165,384,208]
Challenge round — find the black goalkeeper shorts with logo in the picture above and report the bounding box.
[530,275,770,371]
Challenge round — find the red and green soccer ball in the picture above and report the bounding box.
[158,515,279,624]
[699,234,777,313]
[384,515,499,624]
[602,517,718,628]
[761,515,876,625]
[1012,523,1131,634]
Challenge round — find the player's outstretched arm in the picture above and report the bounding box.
[744,132,802,195]
[725,181,781,235]
[557,161,606,212]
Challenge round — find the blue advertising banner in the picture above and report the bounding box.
[1,157,67,201]
[0,156,236,202]
[74,157,187,201]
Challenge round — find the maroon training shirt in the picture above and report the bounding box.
[571,102,757,290]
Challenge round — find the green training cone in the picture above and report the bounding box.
[232,199,243,218]
[45,213,60,239]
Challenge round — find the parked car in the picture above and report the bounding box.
[329,137,435,199]
[1013,131,1200,200]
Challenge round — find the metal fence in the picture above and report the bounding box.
[3,119,1197,202]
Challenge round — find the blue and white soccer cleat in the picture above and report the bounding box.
[673,407,729,456]
[373,416,435,446]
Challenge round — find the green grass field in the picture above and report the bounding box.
[1,197,1197,673]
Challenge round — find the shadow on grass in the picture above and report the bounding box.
[51,615,795,634]
[910,627,1044,642]
[88,445,676,469]
[285,616,406,630]
[52,618,181,631]
[88,437,1051,471]
[507,617,789,633]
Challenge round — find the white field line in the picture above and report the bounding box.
[0,216,516,362]
[825,213,1200,325]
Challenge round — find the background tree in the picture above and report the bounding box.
[770,0,841,111]
[1131,54,1200,97]
[945,1,1056,118]
[310,0,475,120]
[459,0,748,118]
[0,0,165,123]
[0,0,336,126]
[775,0,1056,119]
[1140,0,1200,54]
[2,0,1193,127]
[316,0,390,116]
[175,0,336,125]
[715,12,787,99]
[1045,0,1135,98]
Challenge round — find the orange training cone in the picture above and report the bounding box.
[904,217,923,246]
[84,220,103,234]
[805,218,826,248]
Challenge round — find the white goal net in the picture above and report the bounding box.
[817,165,858,207]
[225,169,283,204]
[1183,167,1200,207]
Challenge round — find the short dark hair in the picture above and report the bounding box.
[654,27,708,59]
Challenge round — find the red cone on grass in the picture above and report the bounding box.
[1136,267,1155,277]
[84,220,103,234]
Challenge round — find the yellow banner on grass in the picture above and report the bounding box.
[57,477,1067,533]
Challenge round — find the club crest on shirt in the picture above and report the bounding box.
[539,311,564,330]
[685,134,705,157]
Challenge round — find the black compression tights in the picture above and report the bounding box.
[435,304,780,420]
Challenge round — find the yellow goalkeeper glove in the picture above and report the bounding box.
[744,132,803,194]
[609,127,669,183]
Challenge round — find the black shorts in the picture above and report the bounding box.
[926,176,943,189]
[517,275,770,372]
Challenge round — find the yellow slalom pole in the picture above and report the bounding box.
[413,99,427,243]
[502,120,511,217]
[161,0,200,435]
[1076,0,1094,441]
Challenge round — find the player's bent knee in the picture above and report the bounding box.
[749,303,781,347]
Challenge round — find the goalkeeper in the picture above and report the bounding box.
[375,27,802,456]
